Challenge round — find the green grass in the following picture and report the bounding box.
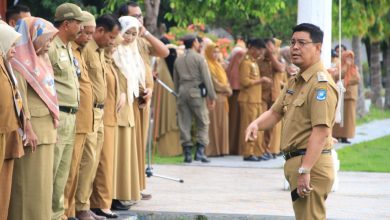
[151,152,183,165]
[357,106,390,125]
[337,135,390,172]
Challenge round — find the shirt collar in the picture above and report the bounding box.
[296,61,324,82]
[54,35,70,50]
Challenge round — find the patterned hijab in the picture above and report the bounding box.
[11,17,59,120]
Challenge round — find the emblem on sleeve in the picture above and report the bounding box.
[316,89,327,101]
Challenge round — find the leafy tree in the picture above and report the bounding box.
[165,0,287,39]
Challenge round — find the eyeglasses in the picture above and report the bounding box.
[290,40,315,48]
[131,14,143,19]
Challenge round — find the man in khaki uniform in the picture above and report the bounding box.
[173,35,216,163]
[246,23,338,220]
[49,3,87,219]
[117,1,169,198]
[63,11,95,220]
[257,39,286,158]
[75,14,119,220]
[238,39,272,161]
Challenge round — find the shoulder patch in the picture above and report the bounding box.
[316,89,327,101]
[317,71,328,82]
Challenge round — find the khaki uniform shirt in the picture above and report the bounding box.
[137,37,155,90]
[72,42,94,133]
[0,57,21,133]
[271,61,338,152]
[49,36,79,108]
[116,65,135,127]
[103,54,119,127]
[82,39,107,104]
[237,55,262,104]
[15,70,57,145]
[173,49,216,100]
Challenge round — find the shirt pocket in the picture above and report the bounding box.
[291,98,306,121]
[30,107,51,118]
[53,61,68,79]
[189,87,201,98]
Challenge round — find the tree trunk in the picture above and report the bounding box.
[144,0,161,36]
[384,41,390,109]
[352,36,367,117]
[370,41,383,108]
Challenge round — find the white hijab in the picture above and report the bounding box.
[113,16,145,105]
[0,23,22,59]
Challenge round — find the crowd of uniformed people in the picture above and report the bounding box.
[0,2,358,220]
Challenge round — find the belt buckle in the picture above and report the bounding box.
[283,152,291,160]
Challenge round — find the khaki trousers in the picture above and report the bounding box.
[284,154,334,220]
[90,125,116,209]
[75,108,104,211]
[52,112,76,220]
[133,101,146,191]
[113,126,141,201]
[64,133,88,218]
[0,159,14,220]
[0,133,4,171]
[10,144,55,220]
[239,102,264,157]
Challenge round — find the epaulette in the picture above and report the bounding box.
[317,71,328,82]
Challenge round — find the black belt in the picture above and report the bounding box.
[94,103,104,109]
[59,106,78,114]
[283,149,331,161]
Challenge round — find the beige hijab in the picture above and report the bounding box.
[0,24,22,59]
[113,16,145,105]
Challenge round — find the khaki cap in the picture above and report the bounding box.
[80,11,96,27]
[54,3,88,22]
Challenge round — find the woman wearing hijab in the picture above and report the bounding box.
[332,50,360,144]
[204,43,232,156]
[0,22,24,220]
[7,17,59,220]
[152,38,182,156]
[111,16,142,209]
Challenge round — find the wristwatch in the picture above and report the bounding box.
[143,31,151,37]
[298,167,311,174]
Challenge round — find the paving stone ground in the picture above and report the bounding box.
[115,119,390,220]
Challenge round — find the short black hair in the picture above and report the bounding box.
[334,44,347,51]
[264,38,275,45]
[96,14,120,32]
[183,38,196,49]
[292,23,323,43]
[160,36,170,45]
[196,36,203,44]
[331,49,338,58]
[247,38,266,49]
[14,4,31,13]
[5,7,18,23]
[116,1,139,18]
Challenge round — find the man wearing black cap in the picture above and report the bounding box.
[173,35,216,163]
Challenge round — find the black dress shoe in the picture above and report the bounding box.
[91,208,118,219]
[258,155,270,161]
[111,199,130,211]
[340,138,351,144]
[243,155,259,161]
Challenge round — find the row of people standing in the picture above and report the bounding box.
[169,35,291,163]
[0,2,170,220]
